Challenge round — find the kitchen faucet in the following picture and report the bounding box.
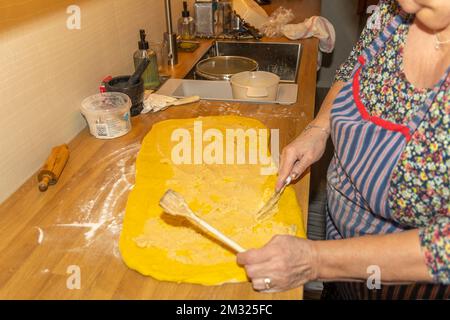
[164,0,178,66]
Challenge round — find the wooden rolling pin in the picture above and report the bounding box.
[37,144,70,192]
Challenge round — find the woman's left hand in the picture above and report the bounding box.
[237,235,319,292]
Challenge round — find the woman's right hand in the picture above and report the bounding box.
[276,124,330,191]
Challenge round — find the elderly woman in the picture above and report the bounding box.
[238,0,449,299]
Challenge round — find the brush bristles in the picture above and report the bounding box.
[255,194,281,222]
[159,189,191,217]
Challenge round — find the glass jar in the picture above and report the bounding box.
[150,41,169,76]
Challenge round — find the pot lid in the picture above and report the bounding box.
[196,56,258,80]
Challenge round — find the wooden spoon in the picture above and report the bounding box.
[159,190,246,253]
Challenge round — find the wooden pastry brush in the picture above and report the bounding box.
[159,190,246,253]
[255,175,293,222]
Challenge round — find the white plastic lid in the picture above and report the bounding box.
[231,71,280,87]
[81,92,131,115]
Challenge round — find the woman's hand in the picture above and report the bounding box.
[276,124,329,191]
[237,235,319,292]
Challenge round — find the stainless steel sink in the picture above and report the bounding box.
[184,41,302,83]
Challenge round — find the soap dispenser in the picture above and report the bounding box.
[178,1,196,40]
[133,29,160,90]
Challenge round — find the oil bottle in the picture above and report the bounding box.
[133,29,160,90]
[178,1,196,40]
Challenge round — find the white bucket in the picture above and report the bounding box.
[81,92,132,140]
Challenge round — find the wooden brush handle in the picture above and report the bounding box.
[172,96,200,106]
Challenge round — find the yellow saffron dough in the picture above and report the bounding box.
[119,116,306,285]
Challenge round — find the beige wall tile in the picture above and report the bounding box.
[0,0,191,203]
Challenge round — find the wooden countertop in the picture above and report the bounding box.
[0,1,320,300]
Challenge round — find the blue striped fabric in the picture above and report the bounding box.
[324,13,450,299]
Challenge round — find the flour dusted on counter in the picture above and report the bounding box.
[52,143,140,251]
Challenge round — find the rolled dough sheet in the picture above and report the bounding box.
[119,115,305,285]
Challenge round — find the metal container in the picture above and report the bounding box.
[194,2,217,37]
[194,1,232,37]
[195,56,258,81]
[221,1,233,34]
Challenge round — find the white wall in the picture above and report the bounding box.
[317,0,360,88]
[0,0,191,203]
[0,0,357,202]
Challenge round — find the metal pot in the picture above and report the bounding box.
[195,56,258,81]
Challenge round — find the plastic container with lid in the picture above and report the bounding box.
[230,71,280,101]
[81,92,132,140]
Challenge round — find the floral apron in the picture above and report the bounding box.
[324,14,450,299]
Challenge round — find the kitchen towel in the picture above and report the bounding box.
[142,94,177,113]
[282,16,336,53]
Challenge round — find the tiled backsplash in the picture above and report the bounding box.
[0,0,192,203]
